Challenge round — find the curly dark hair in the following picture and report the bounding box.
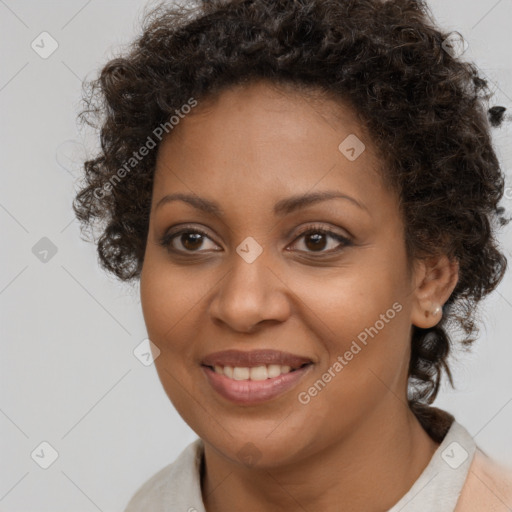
[73,0,509,414]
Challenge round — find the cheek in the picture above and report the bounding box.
[289,255,412,401]
[139,259,195,353]
[139,261,206,418]
[291,261,408,345]
[292,276,411,438]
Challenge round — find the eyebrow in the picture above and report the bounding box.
[155,190,368,216]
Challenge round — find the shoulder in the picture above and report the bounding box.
[123,438,205,512]
[455,447,512,512]
[412,404,512,511]
[124,462,176,511]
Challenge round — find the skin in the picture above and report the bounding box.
[139,79,459,511]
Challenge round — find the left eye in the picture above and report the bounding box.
[289,228,351,254]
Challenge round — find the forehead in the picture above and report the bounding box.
[169,79,368,146]
[152,79,394,216]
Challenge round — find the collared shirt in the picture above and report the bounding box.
[123,411,512,511]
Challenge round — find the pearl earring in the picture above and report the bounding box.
[425,304,442,318]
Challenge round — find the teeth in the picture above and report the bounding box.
[212,364,295,380]
[233,367,250,380]
[250,365,268,380]
[268,364,283,378]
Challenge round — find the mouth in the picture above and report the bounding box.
[200,349,314,405]
[201,348,313,371]
[201,361,312,381]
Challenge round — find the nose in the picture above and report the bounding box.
[209,251,291,334]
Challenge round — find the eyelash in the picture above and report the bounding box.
[158,224,352,256]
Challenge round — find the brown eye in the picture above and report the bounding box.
[289,226,352,255]
[159,227,220,253]
[303,232,328,251]
[179,232,206,251]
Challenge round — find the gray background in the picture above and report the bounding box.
[1,0,511,510]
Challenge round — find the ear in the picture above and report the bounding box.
[410,254,459,329]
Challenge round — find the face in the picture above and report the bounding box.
[140,80,421,467]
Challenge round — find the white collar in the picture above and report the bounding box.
[388,420,476,511]
[124,419,476,511]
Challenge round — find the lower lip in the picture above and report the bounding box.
[202,364,313,405]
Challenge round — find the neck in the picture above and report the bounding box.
[201,402,440,512]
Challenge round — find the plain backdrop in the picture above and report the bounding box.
[1,0,511,510]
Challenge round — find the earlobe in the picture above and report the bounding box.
[410,255,459,329]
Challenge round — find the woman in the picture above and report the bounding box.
[73,0,512,510]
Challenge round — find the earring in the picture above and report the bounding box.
[425,303,442,318]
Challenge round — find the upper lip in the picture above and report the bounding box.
[201,349,313,369]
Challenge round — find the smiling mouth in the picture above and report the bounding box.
[200,349,314,402]
[201,361,314,405]
[202,362,312,381]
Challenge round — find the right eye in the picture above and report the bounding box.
[159,227,221,253]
